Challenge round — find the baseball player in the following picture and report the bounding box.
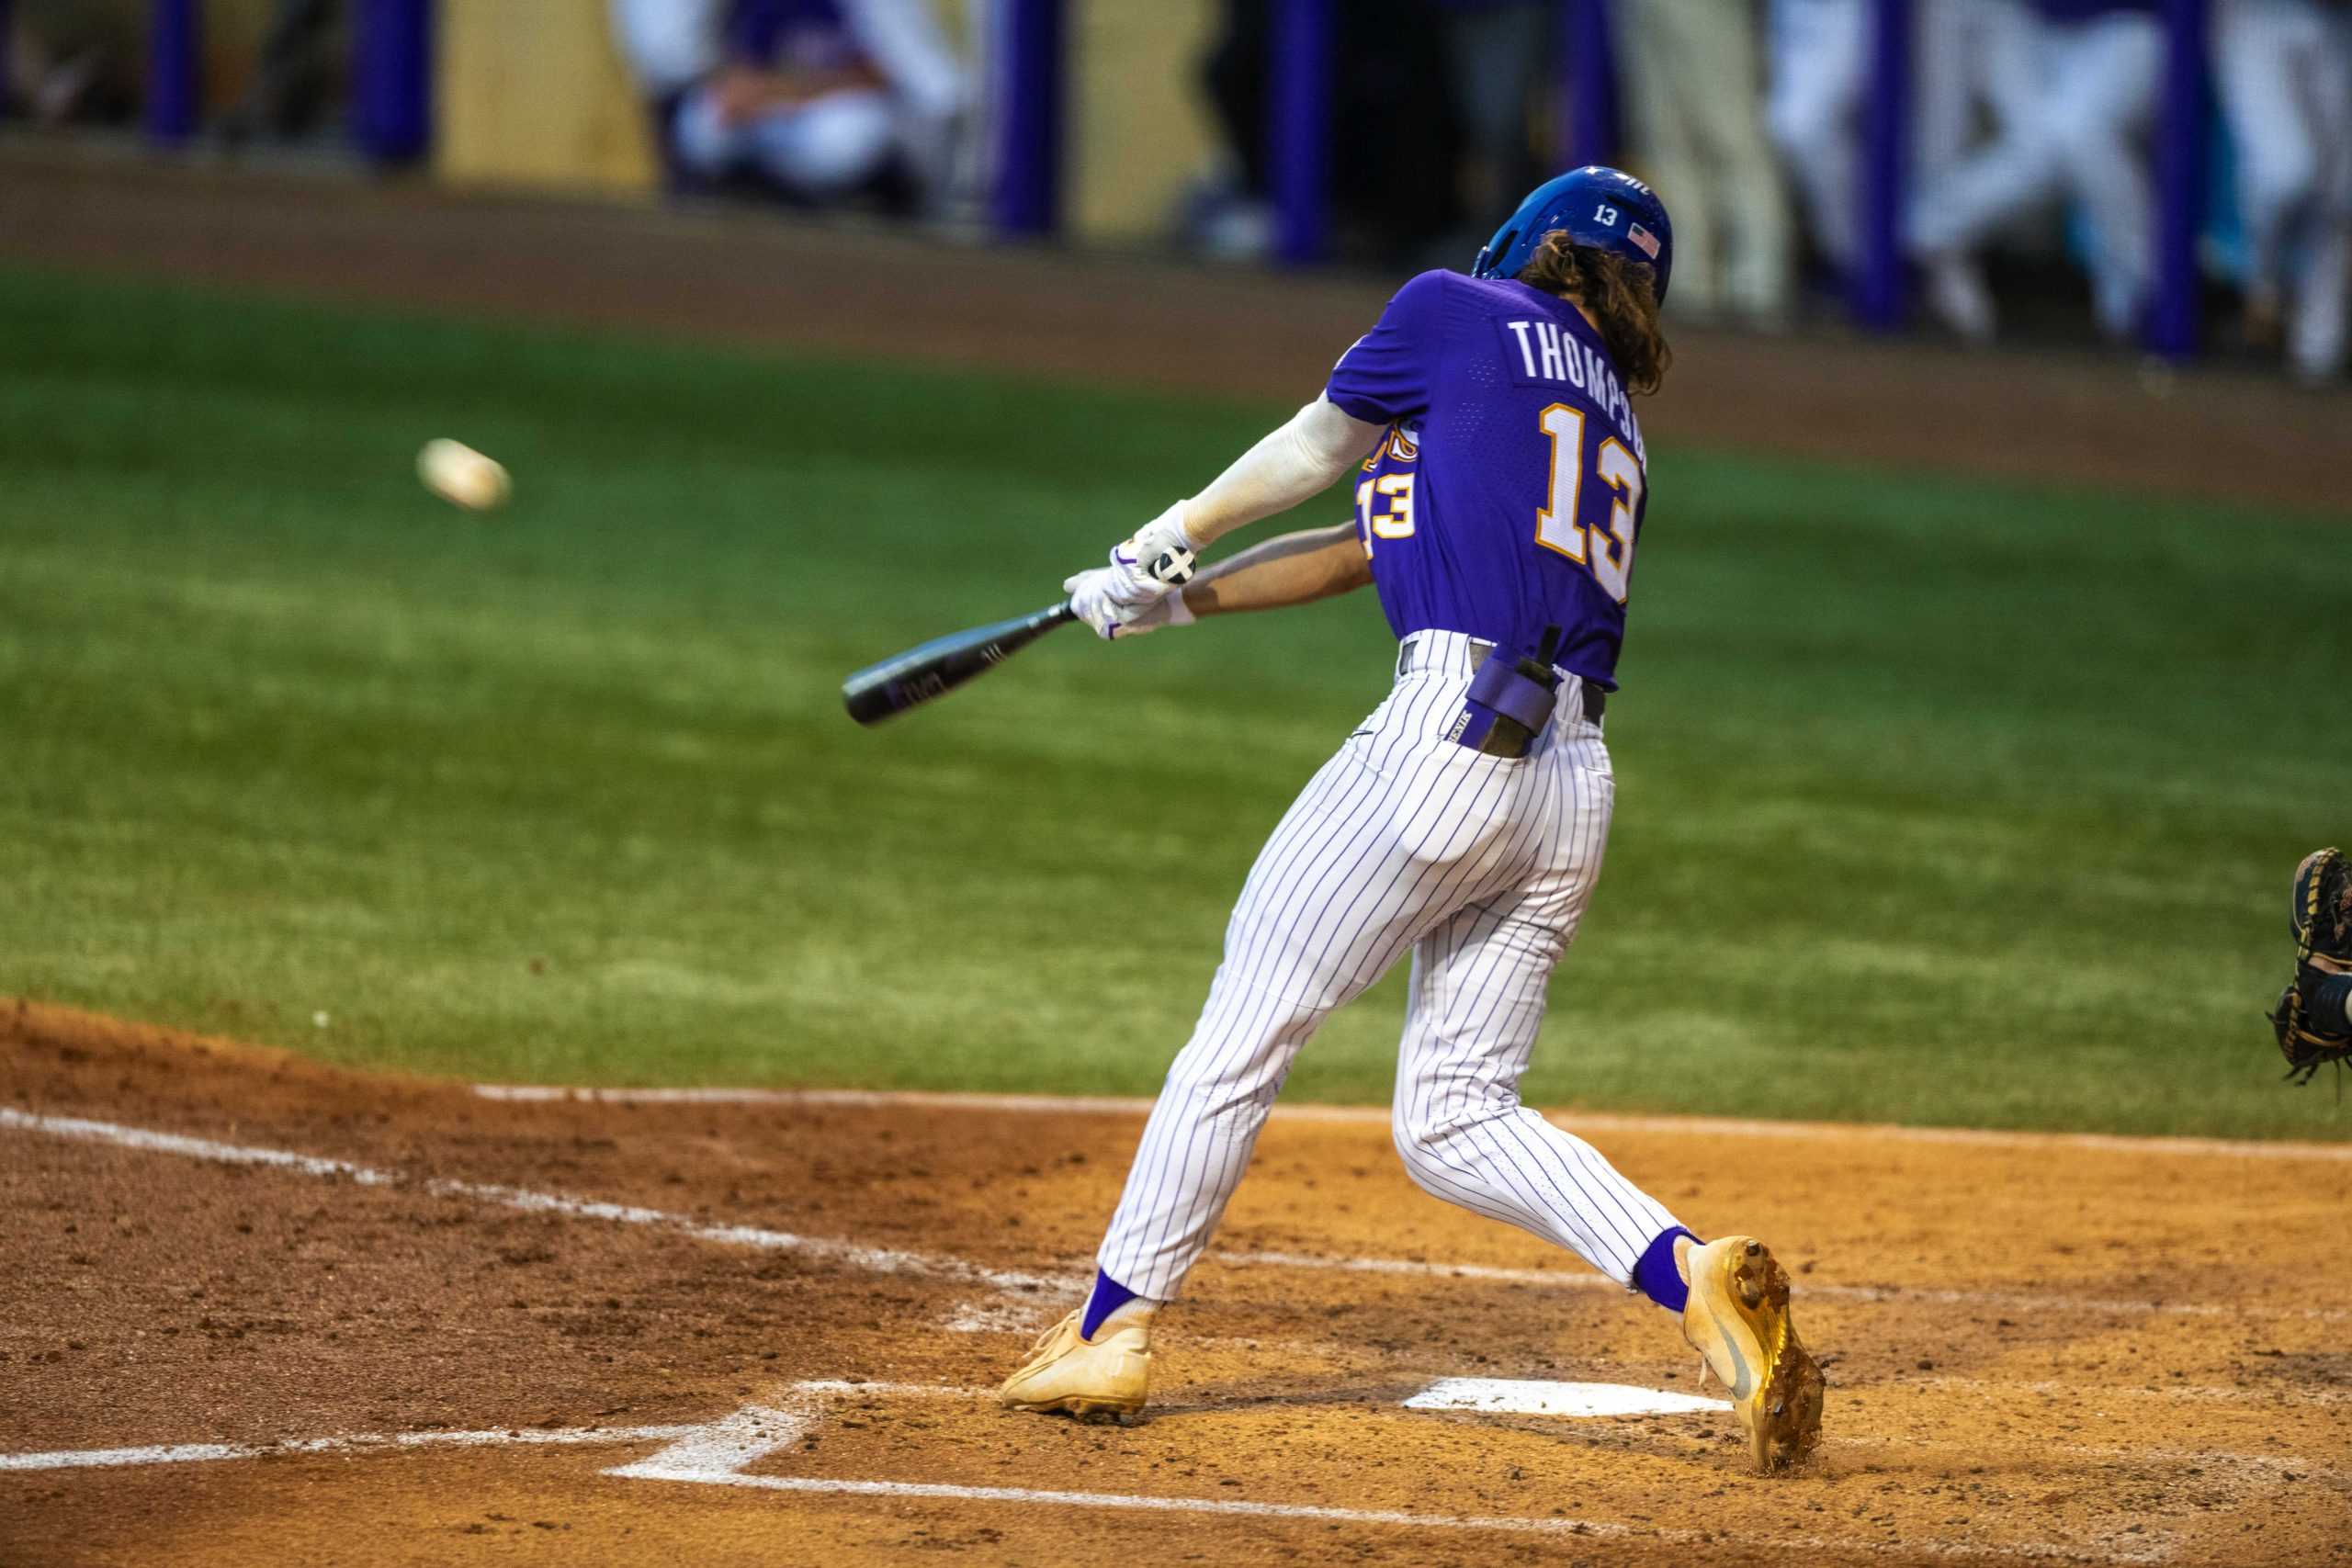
[2271,847,2352,1081]
[2212,0,2352,382]
[609,0,965,203]
[1766,0,1875,276]
[1906,0,2166,343]
[1765,0,2021,337]
[1613,0,1795,323]
[999,168,1826,1474]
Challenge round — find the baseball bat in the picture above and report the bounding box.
[842,600,1078,726]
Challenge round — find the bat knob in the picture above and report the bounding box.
[1146,543,1197,587]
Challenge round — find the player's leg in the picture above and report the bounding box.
[1096,731,1533,1299]
[1393,898,1825,1471]
[1765,0,1869,273]
[1003,677,1538,1416]
[1682,0,1795,322]
[1390,894,1684,1281]
[668,89,760,181]
[994,786,1373,1423]
[1907,1,2062,271]
[1905,0,2000,339]
[1387,716,1823,1472]
[2287,9,2352,382]
[2041,15,2165,339]
[1385,717,1682,1289]
[1614,0,1723,312]
[2213,0,2324,342]
[1910,0,1978,183]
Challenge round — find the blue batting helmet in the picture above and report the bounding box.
[1470,165,1674,304]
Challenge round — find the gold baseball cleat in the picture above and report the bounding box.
[1681,1235,1825,1472]
[998,1305,1153,1420]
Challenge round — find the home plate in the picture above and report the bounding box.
[1403,1378,1731,1418]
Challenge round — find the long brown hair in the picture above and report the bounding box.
[1515,230,1671,396]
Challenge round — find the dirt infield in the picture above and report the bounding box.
[1,147,2346,517]
[5,1002,2348,1567]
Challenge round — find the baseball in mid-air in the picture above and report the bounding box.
[417,438,511,511]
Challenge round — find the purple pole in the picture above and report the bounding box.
[353,0,433,163]
[989,0,1065,236]
[1271,0,1333,265]
[2148,0,2210,358]
[146,0,201,144]
[1560,0,1616,168]
[1852,0,1911,330]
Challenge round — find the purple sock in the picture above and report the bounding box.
[1080,1269,1141,1339]
[1633,1226,1699,1314]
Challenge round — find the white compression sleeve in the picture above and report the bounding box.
[1178,397,1385,547]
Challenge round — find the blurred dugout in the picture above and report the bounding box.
[1735,0,2349,379]
[5,0,2346,379]
[1170,0,2350,375]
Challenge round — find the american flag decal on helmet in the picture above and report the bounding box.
[1628,223,1661,260]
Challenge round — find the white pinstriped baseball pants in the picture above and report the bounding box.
[1097,631,1683,1303]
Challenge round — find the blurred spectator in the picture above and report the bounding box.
[1765,0,1871,276]
[1905,0,2046,341]
[1612,0,1794,323]
[1440,1,1553,231]
[1766,1,1981,282]
[1907,0,2165,344]
[1769,0,2042,336]
[6,0,139,126]
[1193,2,1283,260]
[610,0,967,209]
[1193,0,1464,265]
[2212,0,2351,382]
[222,0,346,144]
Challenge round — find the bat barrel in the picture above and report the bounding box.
[841,601,1074,726]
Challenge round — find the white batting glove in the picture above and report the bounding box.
[1068,504,1200,635]
[1063,565,1197,639]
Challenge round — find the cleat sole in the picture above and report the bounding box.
[1741,1245,1825,1472]
[1003,1394,1146,1421]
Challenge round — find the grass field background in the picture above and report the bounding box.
[3,264,2347,1138]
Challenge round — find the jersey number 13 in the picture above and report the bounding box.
[1534,403,1642,604]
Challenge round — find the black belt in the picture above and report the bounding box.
[1396,637,1606,727]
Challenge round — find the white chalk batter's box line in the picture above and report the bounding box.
[5,1110,2322,1561]
[5,1107,2343,1329]
[472,1083,2352,1164]
[0,1380,1723,1474]
[0,1380,2192,1564]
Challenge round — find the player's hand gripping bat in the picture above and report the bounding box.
[841,601,1077,726]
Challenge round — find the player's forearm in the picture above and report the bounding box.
[1176,399,1385,548]
[1072,404,1380,640]
[1182,523,1371,617]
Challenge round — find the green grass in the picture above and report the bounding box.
[2,264,2346,1138]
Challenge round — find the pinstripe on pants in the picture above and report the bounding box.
[1096,631,1683,1302]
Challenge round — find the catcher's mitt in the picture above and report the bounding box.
[2268,847,2352,1085]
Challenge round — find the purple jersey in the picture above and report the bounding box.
[1325,270,1649,691]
